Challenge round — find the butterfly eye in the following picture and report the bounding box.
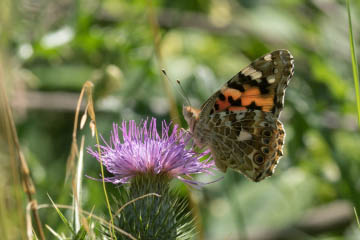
[262,129,272,137]
[254,153,265,165]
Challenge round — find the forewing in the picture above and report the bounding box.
[201,49,294,118]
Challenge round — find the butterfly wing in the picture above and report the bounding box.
[198,49,294,120]
[184,49,294,181]
[206,110,285,181]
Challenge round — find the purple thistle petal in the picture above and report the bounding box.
[88,118,215,186]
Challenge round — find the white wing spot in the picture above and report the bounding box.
[274,68,278,74]
[264,54,272,61]
[242,66,256,76]
[267,75,275,84]
[251,71,262,79]
[237,131,252,141]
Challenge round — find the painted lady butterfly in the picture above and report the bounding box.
[183,50,294,182]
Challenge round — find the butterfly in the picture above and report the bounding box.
[183,50,294,182]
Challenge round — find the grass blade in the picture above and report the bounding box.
[73,136,85,232]
[346,0,360,128]
[46,224,65,240]
[48,194,76,235]
[354,207,360,228]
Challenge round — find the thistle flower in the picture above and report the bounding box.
[88,118,214,240]
[88,118,213,186]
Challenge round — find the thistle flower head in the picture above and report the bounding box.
[88,118,213,186]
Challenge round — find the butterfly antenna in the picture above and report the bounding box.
[161,69,192,107]
[176,80,192,107]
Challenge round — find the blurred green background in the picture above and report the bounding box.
[1,0,360,239]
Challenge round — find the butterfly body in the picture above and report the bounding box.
[183,50,294,182]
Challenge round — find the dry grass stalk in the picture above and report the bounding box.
[65,81,116,238]
[0,58,45,239]
[146,0,180,125]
